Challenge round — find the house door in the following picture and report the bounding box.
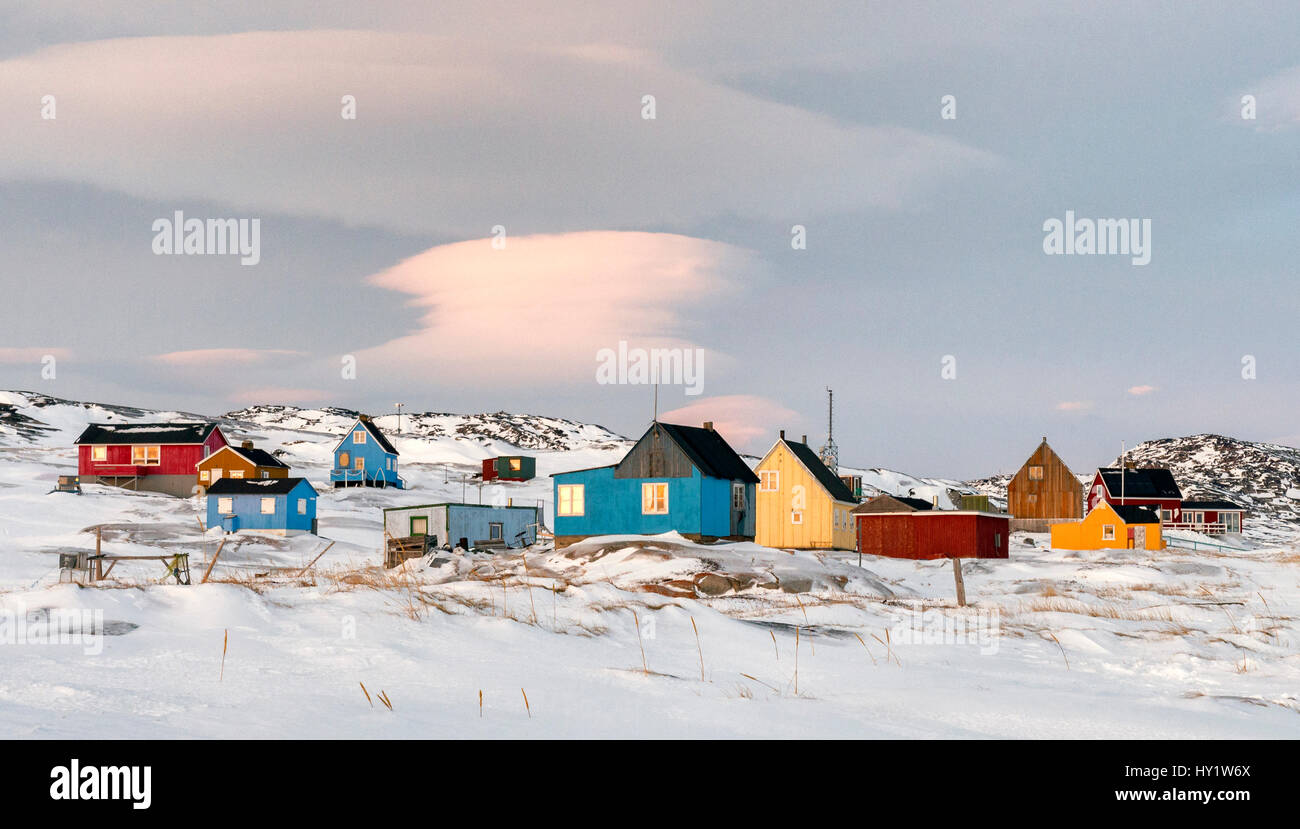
[1133,525,1146,550]
[211,467,222,482]
[731,483,746,537]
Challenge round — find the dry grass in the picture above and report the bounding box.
[1017,597,1181,622]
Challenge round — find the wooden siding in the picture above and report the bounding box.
[754,442,854,550]
[197,447,288,486]
[614,424,695,479]
[1051,502,1164,551]
[856,512,1010,560]
[1006,439,1083,520]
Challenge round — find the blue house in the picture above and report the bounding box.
[382,502,541,550]
[207,477,318,536]
[551,420,758,548]
[331,415,405,488]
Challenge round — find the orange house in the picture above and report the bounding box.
[1050,501,1164,551]
[197,441,290,488]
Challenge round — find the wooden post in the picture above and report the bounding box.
[952,557,967,607]
[201,537,226,584]
[295,541,335,579]
[95,527,103,581]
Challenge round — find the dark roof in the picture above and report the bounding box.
[1107,503,1161,524]
[358,417,398,455]
[654,422,759,483]
[1182,499,1246,512]
[228,445,288,468]
[206,477,313,496]
[75,422,219,445]
[1097,467,1182,499]
[780,440,857,502]
[852,494,935,514]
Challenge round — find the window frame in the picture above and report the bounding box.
[759,470,779,492]
[557,484,585,517]
[641,482,669,515]
[261,497,276,515]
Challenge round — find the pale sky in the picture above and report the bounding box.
[1,2,1297,478]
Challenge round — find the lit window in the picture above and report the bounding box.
[509,458,522,471]
[230,470,244,479]
[759,470,779,491]
[199,470,209,482]
[642,482,669,514]
[132,445,161,465]
[1028,465,1044,480]
[91,446,107,462]
[217,497,233,515]
[338,451,350,468]
[261,497,276,515]
[557,484,584,516]
[353,430,366,444]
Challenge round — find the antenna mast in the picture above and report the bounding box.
[818,386,839,474]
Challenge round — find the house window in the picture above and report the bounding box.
[509,458,522,471]
[230,469,244,479]
[1102,524,1115,541]
[132,445,161,465]
[1027,494,1037,504]
[791,510,803,525]
[217,497,233,515]
[354,457,364,470]
[338,451,350,468]
[489,522,504,541]
[642,482,669,514]
[557,484,585,517]
[199,470,210,482]
[1028,465,1044,480]
[759,470,779,491]
[353,430,366,444]
[261,497,276,515]
[410,516,428,536]
[261,470,269,479]
[732,483,745,509]
[297,499,307,515]
[91,446,107,462]
[1160,509,1171,522]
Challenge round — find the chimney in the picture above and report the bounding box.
[1124,459,1137,470]
[358,414,371,422]
[932,495,939,507]
[703,421,714,431]
[241,440,254,449]
[779,429,785,439]
[801,434,807,444]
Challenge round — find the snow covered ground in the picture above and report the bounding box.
[1,392,1297,738]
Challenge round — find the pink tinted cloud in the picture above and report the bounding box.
[1056,401,1091,411]
[0,347,72,363]
[658,394,800,452]
[1127,385,1157,396]
[154,348,303,367]
[361,231,751,385]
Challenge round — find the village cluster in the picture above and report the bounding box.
[66,410,1249,573]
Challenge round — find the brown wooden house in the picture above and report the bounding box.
[197,440,290,488]
[1006,437,1083,526]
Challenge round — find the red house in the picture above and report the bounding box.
[853,495,1009,560]
[1086,465,1245,534]
[75,422,228,497]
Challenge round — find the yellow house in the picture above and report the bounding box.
[1050,501,1165,551]
[755,433,858,550]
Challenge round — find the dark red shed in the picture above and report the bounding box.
[855,507,1009,560]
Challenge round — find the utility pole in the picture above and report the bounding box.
[394,402,405,437]
[818,387,839,475]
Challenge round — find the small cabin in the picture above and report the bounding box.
[75,422,228,497]
[331,415,404,488]
[854,494,1009,560]
[1051,501,1163,551]
[198,440,289,488]
[1087,466,1182,520]
[1006,437,1083,527]
[754,432,858,550]
[481,455,536,482]
[550,421,758,548]
[383,503,540,552]
[207,478,318,536]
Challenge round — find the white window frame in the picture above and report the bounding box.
[557,484,585,517]
[261,497,276,515]
[791,510,803,525]
[199,470,210,482]
[642,482,669,515]
[732,483,745,509]
[91,445,107,462]
[354,456,364,470]
[217,497,234,515]
[489,522,504,541]
[1102,524,1115,541]
[297,498,307,515]
[759,470,779,492]
[132,445,161,466]
[230,469,244,479]
[353,430,366,444]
